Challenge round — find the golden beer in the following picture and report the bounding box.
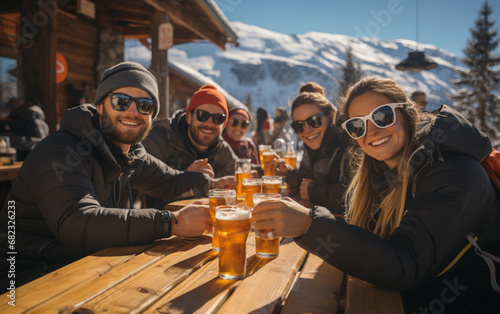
[209,189,236,251]
[262,176,282,194]
[258,145,271,170]
[242,178,262,207]
[236,171,251,202]
[262,150,277,176]
[285,153,297,168]
[216,205,251,280]
[253,193,282,258]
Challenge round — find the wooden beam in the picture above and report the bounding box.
[150,11,169,120]
[143,0,226,50]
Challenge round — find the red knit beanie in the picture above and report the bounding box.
[186,84,228,125]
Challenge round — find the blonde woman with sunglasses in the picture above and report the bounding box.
[268,82,353,214]
[254,77,500,312]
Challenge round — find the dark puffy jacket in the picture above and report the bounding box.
[286,124,352,214]
[295,106,500,312]
[143,110,237,177]
[0,104,210,273]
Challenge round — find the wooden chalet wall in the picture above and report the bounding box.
[56,12,98,121]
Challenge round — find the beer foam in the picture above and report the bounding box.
[216,208,251,221]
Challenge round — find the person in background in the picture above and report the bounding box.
[410,90,428,110]
[268,82,353,214]
[253,76,500,312]
[0,96,49,160]
[222,107,259,165]
[252,107,273,147]
[272,106,292,143]
[0,62,214,288]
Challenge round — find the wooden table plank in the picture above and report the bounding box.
[145,237,307,314]
[217,237,308,314]
[0,243,158,313]
[345,276,404,314]
[164,198,208,211]
[70,236,216,314]
[281,253,345,314]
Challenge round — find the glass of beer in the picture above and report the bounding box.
[209,189,237,252]
[253,193,282,258]
[262,176,282,194]
[242,178,262,207]
[235,159,252,202]
[285,141,297,168]
[216,205,252,280]
[262,150,278,176]
[258,144,272,170]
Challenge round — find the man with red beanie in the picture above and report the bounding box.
[143,84,237,206]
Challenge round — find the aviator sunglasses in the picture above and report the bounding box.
[229,117,250,129]
[291,109,330,134]
[108,93,156,115]
[193,109,227,125]
[341,103,407,139]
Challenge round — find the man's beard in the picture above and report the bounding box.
[189,123,220,148]
[100,106,152,147]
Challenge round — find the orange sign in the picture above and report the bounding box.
[56,52,68,84]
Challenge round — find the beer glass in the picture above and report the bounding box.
[273,138,286,158]
[262,150,277,176]
[285,141,297,168]
[209,189,236,252]
[216,205,252,280]
[262,176,282,194]
[253,193,282,258]
[242,178,262,207]
[258,144,272,170]
[235,158,252,202]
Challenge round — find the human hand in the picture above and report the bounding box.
[211,175,237,189]
[187,159,214,178]
[252,197,312,238]
[171,201,212,237]
[300,178,313,201]
[268,158,292,177]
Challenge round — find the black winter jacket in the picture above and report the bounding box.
[295,106,500,312]
[286,124,352,214]
[0,104,210,273]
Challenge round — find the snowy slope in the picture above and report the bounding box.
[126,21,464,113]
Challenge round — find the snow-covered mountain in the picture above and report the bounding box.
[126,21,465,113]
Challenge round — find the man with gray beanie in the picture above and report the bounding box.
[0,62,216,289]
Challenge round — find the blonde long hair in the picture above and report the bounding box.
[339,77,420,238]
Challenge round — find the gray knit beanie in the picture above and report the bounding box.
[94,61,160,119]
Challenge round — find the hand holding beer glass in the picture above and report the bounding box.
[253,193,282,258]
[216,205,252,280]
[235,159,252,202]
[209,189,236,252]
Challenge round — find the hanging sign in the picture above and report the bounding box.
[158,23,173,50]
[56,52,68,84]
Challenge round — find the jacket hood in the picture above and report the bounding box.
[59,104,147,178]
[411,105,492,171]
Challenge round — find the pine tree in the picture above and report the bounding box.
[338,45,363,96]
[451,2,500,146]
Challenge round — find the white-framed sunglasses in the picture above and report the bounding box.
[341,103,408,139]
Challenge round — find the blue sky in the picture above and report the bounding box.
[214,0,500,57]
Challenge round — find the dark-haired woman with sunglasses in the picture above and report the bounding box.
[268,82,353,214]
[222,108,259,164]
[254,77,500,312]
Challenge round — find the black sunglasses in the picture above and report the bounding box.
[108,93,156,115]
[341,103,407,139]
[229,117,250,129]
[291,109,330,134]
[193,109,226,125]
